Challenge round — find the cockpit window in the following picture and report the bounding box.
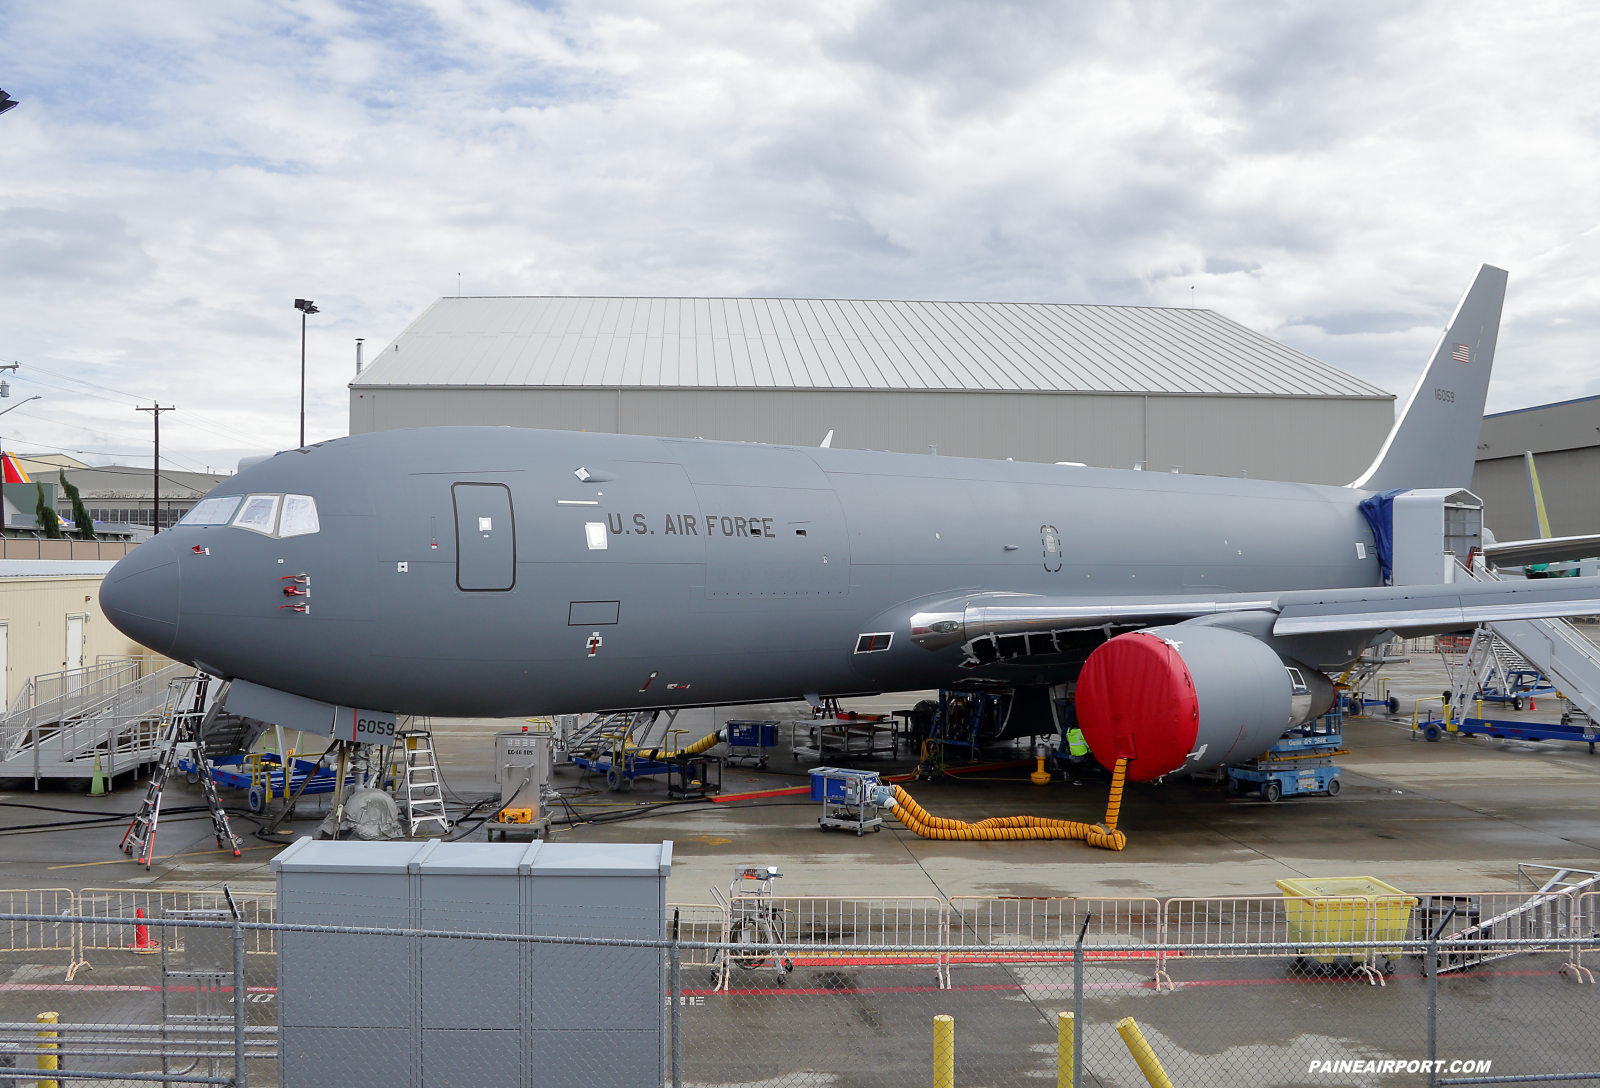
[180,496,242,526]
[279,495,320,537]
[232,494,282,535]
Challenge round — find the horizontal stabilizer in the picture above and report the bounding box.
[1483,534,1600,568]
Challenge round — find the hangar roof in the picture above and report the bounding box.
[1478,394,1600,460]
[353,296,1390,398]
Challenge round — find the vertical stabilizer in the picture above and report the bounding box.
[1351,264,1508,491]
[1524,451,1552,539]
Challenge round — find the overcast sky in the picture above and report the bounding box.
[2,0,1598,474]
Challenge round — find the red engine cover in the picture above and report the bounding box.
[1075,631,1199,782]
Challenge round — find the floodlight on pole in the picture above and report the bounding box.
[294,299,320,448]
[0,90,17,117]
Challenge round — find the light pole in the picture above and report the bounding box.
[0,386,42,531]
[295,299,320,448]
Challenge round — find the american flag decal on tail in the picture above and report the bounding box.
[1452,343,1471,363]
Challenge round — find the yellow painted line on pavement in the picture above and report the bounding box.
[48,845,282,870]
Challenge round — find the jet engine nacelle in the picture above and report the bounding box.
[1075,626,1333,782]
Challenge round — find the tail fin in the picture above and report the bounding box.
[1524,451,1552,538]
[1350,264,1507,491]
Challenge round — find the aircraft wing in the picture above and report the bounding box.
[1483,533,1600,568]
[1270,576,1600,634]
[909,577,1600,650]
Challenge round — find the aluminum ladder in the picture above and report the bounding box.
[120,675,241,869]
[396,729,450,836]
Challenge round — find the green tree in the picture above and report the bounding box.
[58,471,95,540]
[34,482,64,539]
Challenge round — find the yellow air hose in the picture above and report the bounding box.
[888,759,1129,851]
[663,728,724,758]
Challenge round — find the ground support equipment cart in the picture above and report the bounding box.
[1227,710,1347,801]
[725,720,781,768]
[811,766,884,834]
[178,751,344,814]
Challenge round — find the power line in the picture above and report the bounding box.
[7,412,215,473]
[8,455,218,496]
[8,370,280,450]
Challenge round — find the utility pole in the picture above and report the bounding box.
[294,299,320,448]
[0,364,36,532]
[136,404,175,533]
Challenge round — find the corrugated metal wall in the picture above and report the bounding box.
[1473,447,1600,539]
[350,387,1391,485]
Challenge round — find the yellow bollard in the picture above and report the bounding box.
[933,1014,955,1088]
[37,1010,59,1088]
[1057,1011,1074,1088]
[1030,754,1051,786]
[1116,1016,1174,1088]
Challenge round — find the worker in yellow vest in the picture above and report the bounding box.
[1063,716,1090,786]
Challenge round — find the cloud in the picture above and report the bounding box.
[1,0,1598,473]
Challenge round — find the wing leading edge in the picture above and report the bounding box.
[908,577,1600,651]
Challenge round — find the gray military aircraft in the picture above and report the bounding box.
[100,265,1600,782]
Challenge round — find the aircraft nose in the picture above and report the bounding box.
[100,535,181,656]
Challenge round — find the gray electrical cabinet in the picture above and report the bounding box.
[272,838,672,1088]
[495,730,552,811]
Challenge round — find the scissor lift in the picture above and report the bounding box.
[1227,708,1347,802]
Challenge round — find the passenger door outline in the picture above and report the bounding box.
[453,483,516,592]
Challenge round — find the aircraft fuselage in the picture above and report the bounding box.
[101,426,1383,716]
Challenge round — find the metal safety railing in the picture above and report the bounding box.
[2,886,1593,981]
[717,894,951,989]
[5,910,1600,1088]
[0,659,189,781]
[3,908,1600,1088]
[665,904,727,969]
[0,888,78,979]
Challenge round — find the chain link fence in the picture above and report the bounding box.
[0,895,1596,1086]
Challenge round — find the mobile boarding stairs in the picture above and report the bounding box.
[1433,562,1600,746]
[0,658,195,785]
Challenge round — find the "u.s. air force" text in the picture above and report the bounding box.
[608,513,775,538]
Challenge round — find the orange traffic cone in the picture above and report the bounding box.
[128,908,160,954]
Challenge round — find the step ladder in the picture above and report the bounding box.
[396,730,450,836]
[120,676,242,870]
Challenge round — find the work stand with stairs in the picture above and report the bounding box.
[0,657,192,786]
[1420,563,1600,749]
[120,674,243,870]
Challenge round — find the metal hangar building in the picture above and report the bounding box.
[349,296,1396,485]
[1472,394,1600,538]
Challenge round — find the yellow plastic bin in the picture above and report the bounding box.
[1276,876,1416,967]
